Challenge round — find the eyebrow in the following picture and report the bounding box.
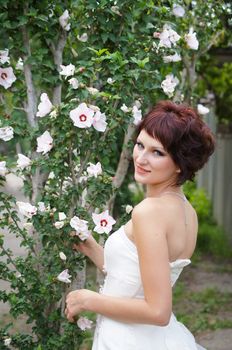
[136,138,165,151]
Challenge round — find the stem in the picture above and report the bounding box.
[69,141,77,187]
[5,206,37,255]
[1,245,18,270]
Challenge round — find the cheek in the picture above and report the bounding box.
[132,146,138,161]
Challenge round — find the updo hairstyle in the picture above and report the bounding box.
[136,100,215,186]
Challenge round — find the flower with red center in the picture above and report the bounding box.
[80,114,87,122]
[0,67,16,89]
[100,219,107,226]
[92,210,116,234]
[69,103,94,128]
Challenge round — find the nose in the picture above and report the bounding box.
[136,150,148,165]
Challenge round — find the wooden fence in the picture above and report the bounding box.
[197,111,232,240]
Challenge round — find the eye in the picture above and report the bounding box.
[153,149,164,156]
[135,141,143,149]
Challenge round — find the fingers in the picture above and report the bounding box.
[65,292,78,322]
[65,307,75,322]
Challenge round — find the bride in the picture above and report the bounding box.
[65,100,215,349]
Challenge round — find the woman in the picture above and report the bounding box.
[65,100,215,349]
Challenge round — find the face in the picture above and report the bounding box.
[133,129,180,186]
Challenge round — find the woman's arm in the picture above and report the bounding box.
[66,198,172,326]
[73,234,104,272]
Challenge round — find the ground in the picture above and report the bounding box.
[174,257,232,350]
[1,173,232,349]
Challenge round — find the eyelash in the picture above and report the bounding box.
[135,142,164,156]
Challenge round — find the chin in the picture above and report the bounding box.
[134,173,148,184]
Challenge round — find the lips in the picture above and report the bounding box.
[135,164,151,174]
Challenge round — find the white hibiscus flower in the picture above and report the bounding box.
[86,86,99,95]
[60,64,75,78]
[69,103,94,128]
[185,28,199,50]
[77,316,93,330]
[92,111,107,132]
[36,93,53,118]
[92,210,116,234]
[16,201,37,218]
[59,212,67,221]
[161,74,179,97]
[38,202,46,212]
[0,161,7,176]
[111,6,121,16]
[0,67,16,89]
[132,105,142,125]
[36,131,53,154]
[54,221,65,229]
[159,25,181,48]
[70,216,91,240]
[17,154,31,169]
[68,77,79,89]
[77,33,88,42]
[0,126,14,141]
[57,269,71,283]
[16,57,24,70]
[59,252,67,261]
[163,52,181,63]
[107,77,115,84]
[4,338,12,347]
[172,4,185,17]
[59,10,71,31]
[87,162,102,178]
[120,104,130,113]
[197,104,210,115]
[0,49,10,64]
[125,205,133,214]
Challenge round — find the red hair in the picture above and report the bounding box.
[137,100,215,186]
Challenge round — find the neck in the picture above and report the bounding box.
[146,184,182,198]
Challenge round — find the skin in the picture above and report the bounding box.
[65,129,198,325]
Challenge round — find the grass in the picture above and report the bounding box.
[173,283,232,334]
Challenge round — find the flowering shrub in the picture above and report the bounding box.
[0,0,231,348]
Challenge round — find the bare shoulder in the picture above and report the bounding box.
[132,197,162,215]
[132,197,168,228]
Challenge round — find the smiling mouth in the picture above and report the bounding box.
[136,165,151,173]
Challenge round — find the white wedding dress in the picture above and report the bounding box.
[92,225,206,350]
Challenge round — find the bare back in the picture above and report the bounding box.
[124,194,198,262]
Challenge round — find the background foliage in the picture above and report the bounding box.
[0,1,231,349]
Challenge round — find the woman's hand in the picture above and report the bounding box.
[71,233,105,272]
[65,289,98,322]
[72,234,97,257]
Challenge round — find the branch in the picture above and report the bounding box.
[173,68,187,102]
[197,30,224,59]
[112,124,135,188]
[108,123,136,212]
[46,31,68,106]
[21,24,37,127]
